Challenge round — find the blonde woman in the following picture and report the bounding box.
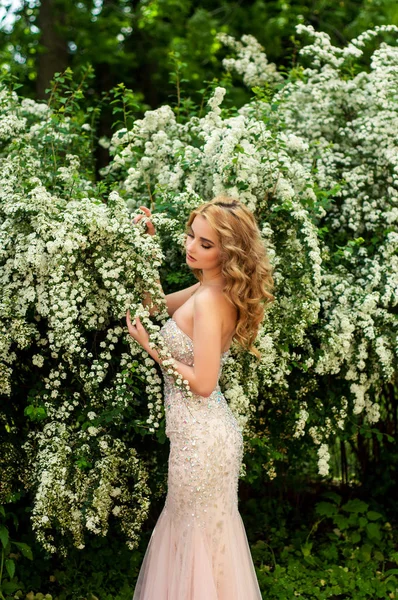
[127,196,274,599]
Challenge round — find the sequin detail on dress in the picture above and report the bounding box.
[132,318,262,600]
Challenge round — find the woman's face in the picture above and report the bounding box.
[185,215,221,271]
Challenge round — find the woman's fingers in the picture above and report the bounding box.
[126,310,136,331]
[132,209,156,235]
[146,221,156,236]
[135,206,151,219]
[126,312,148,349]
[139,205,152,216]
[127,310,140,326]
[132,205,152,226]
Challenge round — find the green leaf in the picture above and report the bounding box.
[334,514,348,530]
[358,516,368,528]
[350,531,361,544]
[301,541,312,557]
[390,552,398,564]
[367,511,383,521]
[342,499,368,513]
[366,522,381,540]
[374,550,384,562]
[0,524,9,547]
[315,501,338,517]
[322,491,341,505]
[2,580,22,594]
[36,407,47,419]
[13,541,33,560]
[359,543,372,562]
[6,558,15,579]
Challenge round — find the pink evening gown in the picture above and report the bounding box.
[132,317,262,600]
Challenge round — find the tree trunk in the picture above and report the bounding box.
[36,0,69,99]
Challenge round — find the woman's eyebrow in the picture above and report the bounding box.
[187,225,215,245]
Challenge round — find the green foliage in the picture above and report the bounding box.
[2,0,398,110]
[0,505,33,600]
[9,489,398,599]
[109,83,143,132]
[33,533,146,600]
[248,493,398,599]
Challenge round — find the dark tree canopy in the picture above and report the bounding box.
[1,0,398,105]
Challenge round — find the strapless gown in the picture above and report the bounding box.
[132,318,262,599]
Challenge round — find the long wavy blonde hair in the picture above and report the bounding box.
[185,195,275,360]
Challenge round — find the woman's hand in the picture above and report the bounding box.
[126,310,150,351]
[132,205,156,236]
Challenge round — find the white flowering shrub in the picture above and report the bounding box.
[1,24,397,556]
[103,25,397,480]
[214,25,398,475]
[0,84,177,553]
[278,25,398,464]
[102,83,324,434]
[216,33,284,88]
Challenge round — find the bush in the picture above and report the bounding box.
[0,24,396,586]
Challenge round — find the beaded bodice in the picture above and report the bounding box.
[158,317,243,525]
[161,317,230,362]
[159,318,230,407]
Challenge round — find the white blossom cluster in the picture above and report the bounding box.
[23,423,150,554]
[0,87,177,551]
[217,33,283,88]
[317,443,331,476]
[293,403,309,438]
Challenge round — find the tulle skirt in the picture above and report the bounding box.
[132,505,262,599]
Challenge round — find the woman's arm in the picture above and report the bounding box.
[144,280,200,318]
[164,281,201,316]
[147,289,223,397]
[146,346,202,393]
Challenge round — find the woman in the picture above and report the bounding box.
[126,196,274,599]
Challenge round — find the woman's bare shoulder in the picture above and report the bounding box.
[194,286,236,320]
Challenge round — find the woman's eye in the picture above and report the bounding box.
[186,232,211,250]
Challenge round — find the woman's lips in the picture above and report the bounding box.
[187,253,197,261]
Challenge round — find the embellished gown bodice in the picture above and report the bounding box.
[159,318,243,526]
[132,318,262,600]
